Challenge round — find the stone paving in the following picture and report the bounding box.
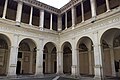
[0,74,120,80]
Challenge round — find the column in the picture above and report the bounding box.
[57,15,62,31]
[57,51,63,74]
[29,52,33,73]
[105,0,110,12]
[47,53,51,73]
[29,6,33,25]
[90,0,96,17]
[65,12,67,29]
[16,1,23,25]
[81,1,84,22]
[71,6,76,29]
[39,10,44,31]
[35,39,44,75]
[88,50,93,75]
[71,38,80,76]
[93,32,104,80]
[50,13,53,30]
[7,34,19,76]
[2,0,8,19]
[109,46,116,76]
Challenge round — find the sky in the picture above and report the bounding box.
[37,0,70,9]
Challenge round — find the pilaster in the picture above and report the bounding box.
[56,51,63,74]
[93,32,104,80]
[7,34,19,76]
[35,39,44,75]
[71,38,80,77]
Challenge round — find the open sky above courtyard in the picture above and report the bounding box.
[37,0,70,9]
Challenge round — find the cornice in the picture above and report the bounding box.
[14,0,60,14]
[60,0,82,14]
[14,0,83,14]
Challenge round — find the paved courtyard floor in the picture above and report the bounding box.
[0,74,120,80]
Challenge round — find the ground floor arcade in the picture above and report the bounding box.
[0,28,120,80]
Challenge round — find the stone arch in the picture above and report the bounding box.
[43,42,57,74]
[61,41,72,74]
[0,33,11,75]
[16,38,37,75]
[100,28,120,77]
[77,36,94,77]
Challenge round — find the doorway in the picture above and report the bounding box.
[16,61,21,74]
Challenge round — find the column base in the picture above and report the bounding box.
[15,21,21,27]
[7,74,17,78]
[106,9,111,12]
[39,27,43,31]
[71,74,81,79]
[71,65,79,76]
[56,72,64,75]
[94,76,104,80]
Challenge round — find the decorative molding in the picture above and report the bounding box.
[14,0,60,14]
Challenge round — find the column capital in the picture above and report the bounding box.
[57,51,63,54]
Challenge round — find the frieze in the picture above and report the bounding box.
[93,16,120,28]
[0,26,40,38]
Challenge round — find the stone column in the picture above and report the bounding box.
[35,39,44,75]
[93,32,104,80]
[50,13,53,30]
[65,12,67,29]
[29,52,33,73]
[2,0,8,19]
[57,51,63,74]
[71,6,76,29]
[7,34,19,76]
[71,38,80,76]
[47,53,51,73]
[105,0,110,12]
[16,1,23,26]
[88,50,93,75]
[57,15,62,31]
[90,0,96,17]
[81,1,84,22]
[29,6,33,25]
[39,10,44,31]
[109,46,116,76]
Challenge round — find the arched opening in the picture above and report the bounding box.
[77,37,94,77]
[101,28,120,77]
[62,42,72,74]
[43,42,57,74]
[17,39,36,75]
[0,34,10,76]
